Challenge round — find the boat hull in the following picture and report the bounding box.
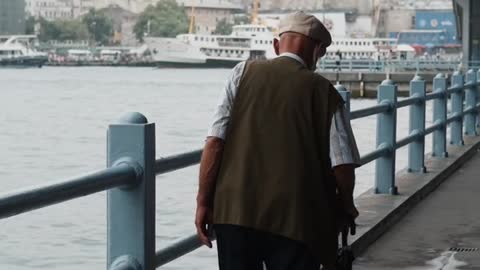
[155,58,241,68]
[0,56,48,68]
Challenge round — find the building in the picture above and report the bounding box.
[25,0,100,20]
[91,0,146,14]
[26,0,73,20]
[101,4,139,45]
[0,0,26,35]
[178,0,243,34]
[453,0,480,63]
[375,0,453,37]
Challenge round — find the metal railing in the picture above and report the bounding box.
[317,59,480,73]
[1,69,480,269]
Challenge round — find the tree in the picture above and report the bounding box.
[37,17,89,42]
[82,8,113,45]
[213,18,232,35]
[233,15,250,25]
[213,15,250,35]
[25,15,36,35]
[134,0,189,41]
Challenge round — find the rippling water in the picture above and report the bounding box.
[0,67,434,269]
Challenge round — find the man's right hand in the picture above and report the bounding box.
[337,195,358,235]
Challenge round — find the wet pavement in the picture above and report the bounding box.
[354,149,480,270]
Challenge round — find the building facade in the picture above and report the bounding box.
[26,0,74,20]
[25,0,98,20]
[0,0,26,35]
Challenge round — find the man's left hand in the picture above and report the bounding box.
[195,205,213,248]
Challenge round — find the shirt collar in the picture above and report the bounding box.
[278,52,307,68]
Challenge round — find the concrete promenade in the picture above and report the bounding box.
[353,145,480,269]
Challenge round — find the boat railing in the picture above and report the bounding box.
[217,41,250,48]
[0,69,480,269]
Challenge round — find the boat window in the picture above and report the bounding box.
[259,40,263,44]
[200,37,204,41]
[195,37,198,41]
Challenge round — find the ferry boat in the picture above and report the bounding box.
[144,0,415,69]
[145,24,276,68]
[0,35,48,68]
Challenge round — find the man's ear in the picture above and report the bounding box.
[273,38,280,56]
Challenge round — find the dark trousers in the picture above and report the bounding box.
[215,224,320,270]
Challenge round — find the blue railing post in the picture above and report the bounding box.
[477,69,480,129]
[450,71,464,145]
[432,73,448,157]
[465,69,478,135]
[408,75,426,172]
[335,84,351,113]
[375,80,398,195]
[107,112,156,270]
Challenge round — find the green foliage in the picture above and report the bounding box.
[213,15,250,35]
[37,17,89,42]
[213,18,232,35]
[82,9,113,45]
[134,0,189,41]
[233,15,250,25]
[25,16,35,35]
[31,9,112,45]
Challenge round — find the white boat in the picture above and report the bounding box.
[145,24,276,68]
[0,35,48,68]
[326,38,415,60]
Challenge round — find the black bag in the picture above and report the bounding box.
[336,221,355,270]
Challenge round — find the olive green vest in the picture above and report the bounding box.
[213,56,343,265]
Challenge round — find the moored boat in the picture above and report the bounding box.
[0,35,48,68]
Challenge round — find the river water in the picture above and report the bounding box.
[0,67,434,269]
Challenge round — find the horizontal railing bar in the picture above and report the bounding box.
[464,82,477,88]
[425,91,444,101]
[359,145,389,166]
[396,96,423,108]
[155,234,213,267]
[0,164,137,220]
[462,104,480,116]
[446,85,464,94]
[350,103,390,120]
[446,113,462,124]
[396,133,422,149]
[155,150,202,175]
[424,122,444,136]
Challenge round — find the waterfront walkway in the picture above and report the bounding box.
[354,149,480,270]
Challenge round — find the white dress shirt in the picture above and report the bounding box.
[207,53,360,167]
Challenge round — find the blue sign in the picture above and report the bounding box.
[415,11,459,44]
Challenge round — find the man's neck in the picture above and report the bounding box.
[278,52,308,68]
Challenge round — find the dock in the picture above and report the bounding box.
[354,147,480,269]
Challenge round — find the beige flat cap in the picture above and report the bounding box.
[278,11,332,46]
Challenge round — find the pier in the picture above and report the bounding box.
[0,68,479,269]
